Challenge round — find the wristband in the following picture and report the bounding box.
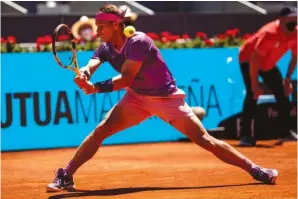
[94,79,114,93]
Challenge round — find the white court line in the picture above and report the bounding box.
[2,1,28,14]
[238,1,267,15]
[125,1,155,15]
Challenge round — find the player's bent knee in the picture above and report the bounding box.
[92,110,120,138]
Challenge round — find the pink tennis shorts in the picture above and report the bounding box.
[117,88,195,122]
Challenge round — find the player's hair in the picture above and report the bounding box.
[99,4,123,17]
[98,4,125,29]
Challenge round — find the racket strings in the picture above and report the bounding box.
[55,27,74,68]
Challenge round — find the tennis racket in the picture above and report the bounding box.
[52,24,81,76]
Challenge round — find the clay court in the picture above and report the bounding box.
[1,140,297,199]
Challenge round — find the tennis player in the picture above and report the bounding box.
[47,4,278,192]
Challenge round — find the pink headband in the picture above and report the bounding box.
[96,10,126,22]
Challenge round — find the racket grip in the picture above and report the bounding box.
[74,68,81,76]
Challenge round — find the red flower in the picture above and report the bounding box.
[36,37,43,44]
[146,32,160,40]
[76,37,84,43]
[35,37,43,51]
[36,35,51,45]
[167,35,180,41]
[196,32,207,39]
[35,35,52,51]
[204,39,214,47]
[217,34,227,40]
[7,36,16,44]
[181,34,190,39]
[161,37,168,43]
[57,34,69,41]
[160,31,171,37]
[242,33,252,40]
[1,37,7,43]
[226,28,239,37]
[43,35,52,44]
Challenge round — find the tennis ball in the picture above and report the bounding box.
[124,26,136,38]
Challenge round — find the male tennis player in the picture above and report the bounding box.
[47,4,278,192]
[238,7,297,146]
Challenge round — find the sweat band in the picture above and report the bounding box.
[94,79,114,93]
[96,12,123,22]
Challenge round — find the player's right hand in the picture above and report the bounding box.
[79,66,91,80]
[74,75,97,94]
[74,74,88,89]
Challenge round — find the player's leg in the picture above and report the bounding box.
[64,104,150,176]
[46,91,151,192]
[170,114,277,184]
[239,62,258,146]
[153,91,277,184]
[260,67,297,144]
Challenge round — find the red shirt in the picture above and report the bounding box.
[239,19,297,71]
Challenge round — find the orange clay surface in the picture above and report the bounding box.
[1,140,297,199]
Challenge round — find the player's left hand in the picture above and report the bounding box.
[283,79,293,96]
[74,75,97,94]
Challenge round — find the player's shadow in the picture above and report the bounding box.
[48,182,264,199]
[232,143,276,148]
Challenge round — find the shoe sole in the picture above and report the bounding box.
[46,185,76,192]
[269,170,278,184]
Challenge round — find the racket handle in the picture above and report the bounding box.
[74,68,81,76]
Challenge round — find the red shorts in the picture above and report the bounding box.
[117,88,195,123]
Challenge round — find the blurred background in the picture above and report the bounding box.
[1,1,297,43]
